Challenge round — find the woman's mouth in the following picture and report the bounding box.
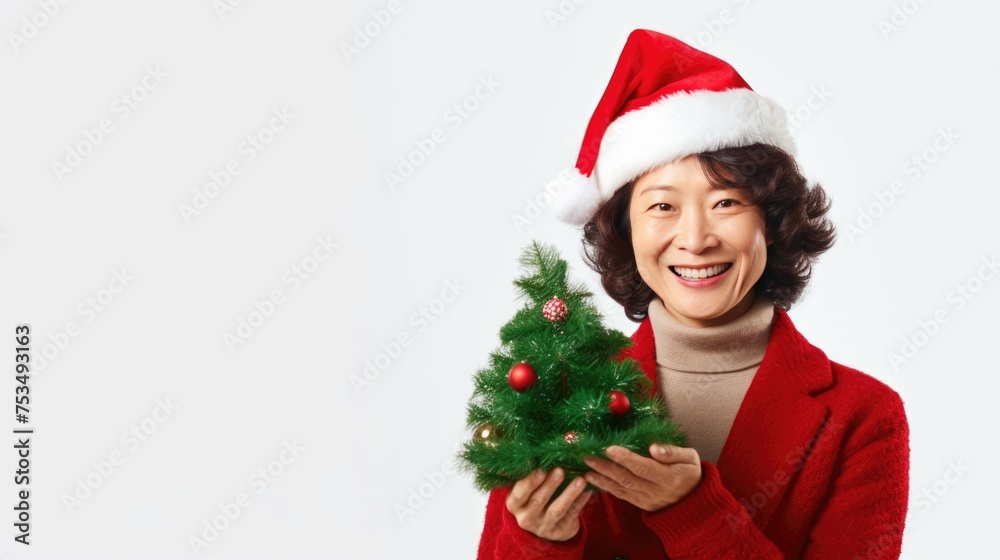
[669,263,732,279]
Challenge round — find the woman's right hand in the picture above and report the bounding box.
[505,467,594,542]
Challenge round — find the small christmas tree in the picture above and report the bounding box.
[458,240,687,495]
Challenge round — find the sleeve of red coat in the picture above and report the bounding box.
[476,484,587,560]
[638,390,910,559]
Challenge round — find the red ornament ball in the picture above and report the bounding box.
[564,431,579,444]
[508,362,538,392]
[608,391,631,415]
[542,297,568,322]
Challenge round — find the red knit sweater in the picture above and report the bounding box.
[475,307,910,559]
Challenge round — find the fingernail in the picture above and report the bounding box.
[656,445,666,455]
[535,469,545,480]
[553,467,564,479]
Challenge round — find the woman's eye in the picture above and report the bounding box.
[650,203,673,212]
[716,199,740,208]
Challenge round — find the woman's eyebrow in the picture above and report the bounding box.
[638,184,677,196]
[638,183,730,196]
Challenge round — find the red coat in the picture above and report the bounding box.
[476,307,910,559]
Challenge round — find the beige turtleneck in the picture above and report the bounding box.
[646,291,775,465]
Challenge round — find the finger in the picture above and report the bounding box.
[649,443,700,466]
[605,445,657,480]
[582,455,628,478]
[544,476,587,522]
[584,469,630,499]
[563,487,593,520]
[525,467,565,513]
[583,446,648,486]
[584,453,639,488]
[506,468,547,511]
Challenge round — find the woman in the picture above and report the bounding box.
[475,30,910,559]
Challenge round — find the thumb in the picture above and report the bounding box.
[650,443,699,465]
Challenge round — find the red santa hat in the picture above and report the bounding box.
[554,29,798,226]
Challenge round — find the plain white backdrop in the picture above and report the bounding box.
[0,0,997,558]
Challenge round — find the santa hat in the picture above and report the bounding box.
[554,29,798,226]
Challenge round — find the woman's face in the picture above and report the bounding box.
[629,155,770,328]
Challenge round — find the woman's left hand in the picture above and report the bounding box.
[583,444,702,512]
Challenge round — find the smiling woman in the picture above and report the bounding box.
[583,143,835,325]
[631,155,771,328]
[475,29,910,560]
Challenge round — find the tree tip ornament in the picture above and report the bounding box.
[542,296,569,322]
[457,240,687,494]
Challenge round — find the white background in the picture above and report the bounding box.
[1,0,997,558]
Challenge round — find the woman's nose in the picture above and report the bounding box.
[674,211,716,253]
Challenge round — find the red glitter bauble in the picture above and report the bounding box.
[542,297,568,322]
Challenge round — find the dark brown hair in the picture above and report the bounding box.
[581,143,836,322]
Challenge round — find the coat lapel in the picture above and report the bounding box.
[620,307,834,530]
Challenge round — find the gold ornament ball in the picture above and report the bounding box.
[473,423,502,446]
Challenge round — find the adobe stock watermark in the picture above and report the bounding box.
[35,268,134,373]
[544,0,591,29]
[7,0,72,54]
[786,85,834,130]
[222,236,339,353]
[385,75,500,193]
[395,440,463,524]
[511,168,575,233]
[351,278,467,394]
[212,0,248,21]
[546,0,756,36]
[878,0,931,41]
[61,397,179,514]
[844,126,957,243]
[51,64,167,183]
[910,458,969,518]
[853,458,970,560]
[179,106,295,223]
[188,439,305,555]
[726,420,844,532]
[887,253,998,373]
[517,115,628,232]
[340,0,403,63]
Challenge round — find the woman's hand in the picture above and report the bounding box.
[505,467,594,541]
[583,443,702,512]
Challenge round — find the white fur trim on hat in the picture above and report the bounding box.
[593,88,797,199]
[553,168,603,226]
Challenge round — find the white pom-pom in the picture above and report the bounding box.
[552,168,603,226]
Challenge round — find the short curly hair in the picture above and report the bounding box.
[581,143,836,322]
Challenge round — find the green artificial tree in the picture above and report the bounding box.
[458,240,687,496]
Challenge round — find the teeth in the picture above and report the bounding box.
[672,263,731,279]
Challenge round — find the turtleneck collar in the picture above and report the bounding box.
[647,291,776,374]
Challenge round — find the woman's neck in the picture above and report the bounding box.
[647,290,775,374]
